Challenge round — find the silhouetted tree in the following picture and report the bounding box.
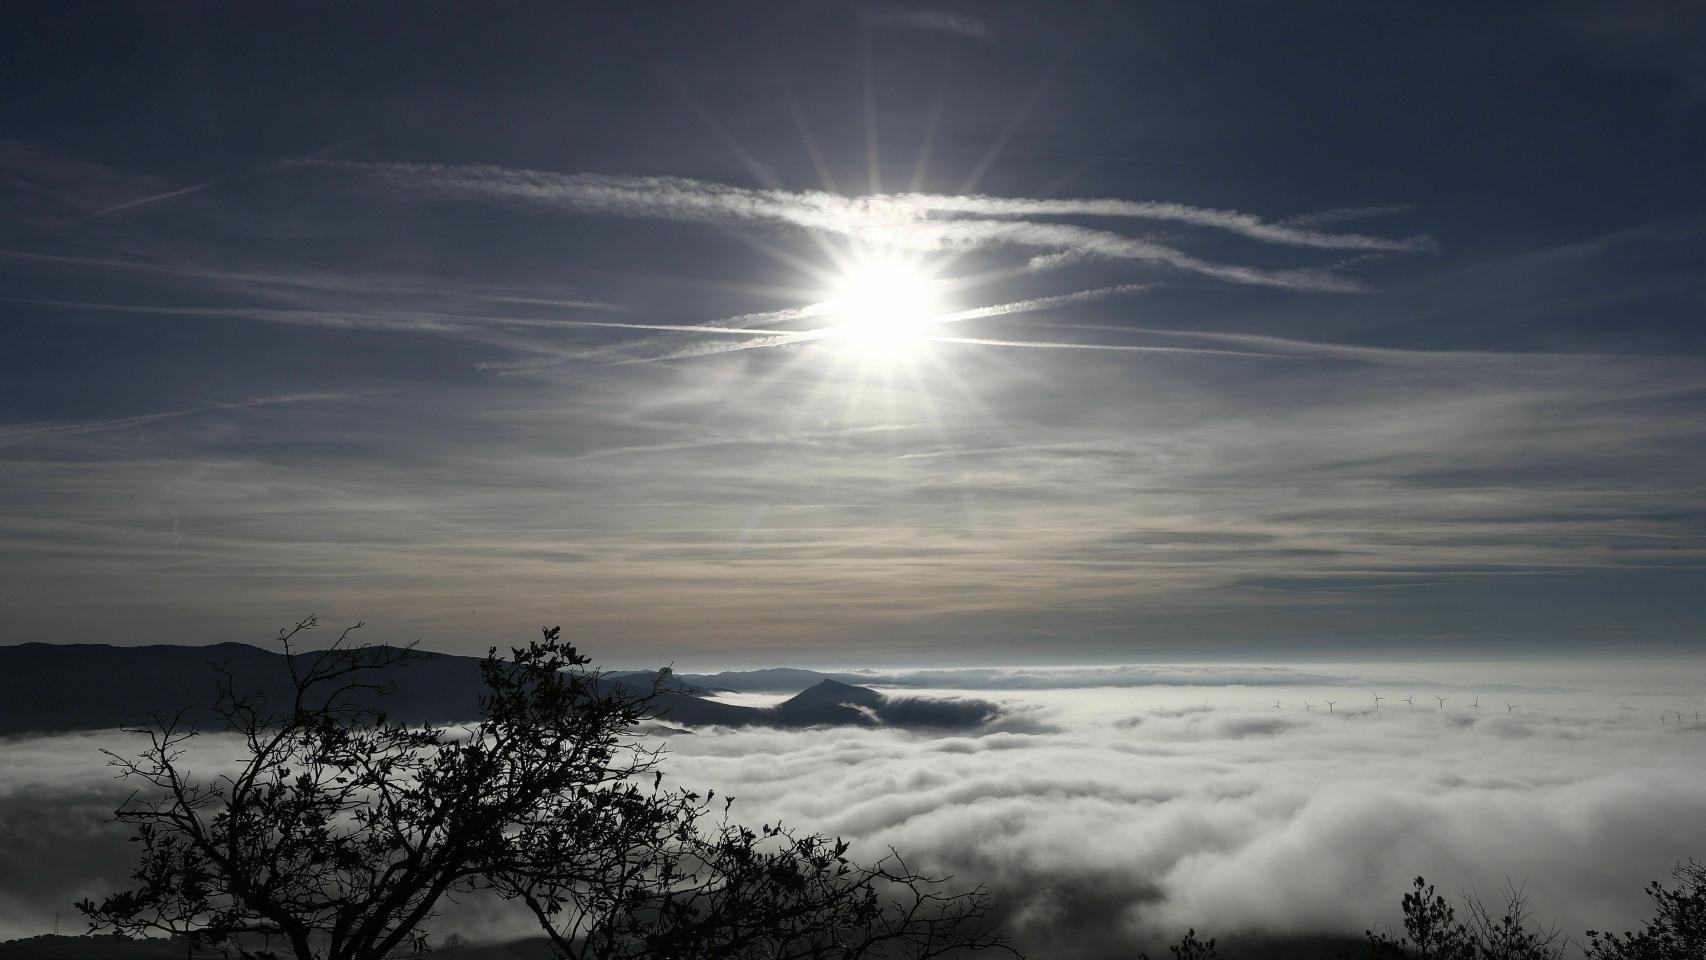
[1585,861,1706,960]
[1138,928,1218,960]
[504,809,1005,960]
[1367,877,1477,960]
[78,618,1013,960]
[1367,877,1562,960]
[1459,883,1565,960]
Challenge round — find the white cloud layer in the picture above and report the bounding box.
[5,664,1704,956]
[658,671,1706,955]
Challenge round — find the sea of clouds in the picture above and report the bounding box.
[4,661,1704,957]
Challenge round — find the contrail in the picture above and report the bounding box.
[76,141,362,223]
[615,285,1164,363]
[924,335,1292,360]
[75,180,219,222]
[0,298,787,337]
[936,283,1155,324]
[312,162,1414,290]
[0,392,353,446]
[618,330,834,364]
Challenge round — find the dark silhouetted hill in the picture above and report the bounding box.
[0,642,488,735]
[773,678,885,725]
[771,679,1000,730]
[673,667,874,692]
[0,642,775,734]
[0,644,998,735]
[604,669,713,697]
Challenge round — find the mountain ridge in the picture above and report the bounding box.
[0,643,998,735]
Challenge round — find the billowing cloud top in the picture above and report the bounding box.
[6,664,1704,956]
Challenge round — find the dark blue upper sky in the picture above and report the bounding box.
[2,1,1703,664]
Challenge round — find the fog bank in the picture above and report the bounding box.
[3,662,1703,957]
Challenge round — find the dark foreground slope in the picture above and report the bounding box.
[0,937,217,960]
[0,933,1372,960]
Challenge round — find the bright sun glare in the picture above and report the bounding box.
[824,259,941,362]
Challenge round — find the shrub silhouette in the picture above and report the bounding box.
[1585,861,1706,960]
[1148,874,1581,960]
[1363,876,1564,960]
[77,618,1014,960]
[1456,883,1566,960]
[1140,928,1218,960]
[1366,877,1479,960]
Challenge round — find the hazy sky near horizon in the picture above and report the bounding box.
[2,2,1705,662]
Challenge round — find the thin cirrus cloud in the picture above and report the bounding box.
[0,392,355,447]
[72,178,220,223]
[1278,204,1413,229]
[0,250,624,314]
[308,162,1428,291]
[5,335,1695,659]
[865,3,999,43]
[898,194,1436,253]
[2,144,1701,658]
[923,335,1289,359]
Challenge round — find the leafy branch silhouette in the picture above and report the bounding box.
[79,618,1015,960]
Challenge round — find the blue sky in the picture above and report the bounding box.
[2,1,1704,664]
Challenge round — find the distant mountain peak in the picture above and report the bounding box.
[809,677,863,690]
[789,677,882,702]
[769,678,885,726]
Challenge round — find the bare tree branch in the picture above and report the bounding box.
[81,622,1017,960]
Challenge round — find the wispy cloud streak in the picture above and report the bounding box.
[1279,205,1411,229]
[904,196,1435,252]
[866,4,997,42]
[1116,325,1706,376]
[74,180,217,222]
[938,283,1155,322]
[3,298,784,338]
[0,393,352,446]
[926,336,1291,359]
[312,163,1427,291]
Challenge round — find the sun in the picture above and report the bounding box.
[823,257,942,362]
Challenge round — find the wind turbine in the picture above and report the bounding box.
[1304,701,1314,712]
[1471,698,1481,710]
[1435,695,1448,710]
[1373,694,1385,710]
[1403,695,1415,707]
[1505,701,1517,713]
[1273,699,1281,709]
[1324,699,1338,715]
